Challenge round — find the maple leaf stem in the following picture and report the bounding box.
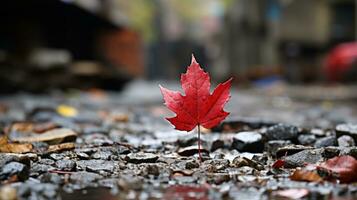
[197,124,202,163]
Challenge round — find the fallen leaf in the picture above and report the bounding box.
[160,55,232,162]
[33,122,59,133]
[0,136,33,153]
[57,105,78,117]
[318,155,357,183]
[8,122,34,133]
[11,128,77,145]
[272,159,285,169]
[160,55,232,131]
[274,188,309,199]
[0,143,33,154]
[290,166,322,182]
[47,142,75,153]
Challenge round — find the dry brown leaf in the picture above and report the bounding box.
[11,128,77,145]
[290,167,323,182]
[9,122,34,133]
[47,142,75,153]
[0,136,33,153]
[33,122,59,133]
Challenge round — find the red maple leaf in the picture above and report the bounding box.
[159,55,232,131]
[159,55,232,162]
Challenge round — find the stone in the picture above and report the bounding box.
[76,152,90,159]
[39,173,63,184]
[284,149,324,168]
[83,133,113,146]
[177,146,209,157]
[38,158,55,166]
[0,162,29,181]
[185,160,200,169]
[203,159,230,171]
[298,134,316,145]
[336,124,357,142]
[30,163,55,175]
[264,124,298,141]
[314,136,336,148]
[91,151,114,160]
[70,171,102,185]
[276,145,313,158]
[265,140,291,157]
[232,132,263,153]
[232,156,264,170]
[17,180,59,200]
[76,160,116,173]
[337,135,355,147]
[176,134,199,147]
[141,164,160,176]
[55,159,76,171]
[210,139,225,152]
[322,147,340,159]
[0,153,32,169]
[125,152,159,164]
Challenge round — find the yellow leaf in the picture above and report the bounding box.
[57,105,78,117]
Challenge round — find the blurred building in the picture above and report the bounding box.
[222,0,356,83]
[0,0,144,92]
[0,0,355,92]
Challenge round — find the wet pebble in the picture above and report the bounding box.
[49,153,65,161]
[0,162,29,181]
[55,159,76,171]
[76,152,90,159]
[83,134,113,146]
[338,135,355,147]
[298,134,316,145]
[177,146,209,157]
[17,180,59,200]
[210,139,225,152]
[185,160,200,169]
[176,134,198,147]
[141,164,160,177]
[92,151,115,160]
[30,163,55,175]
[276,145,313,158]
[77,160,116,173]
[125,153,159,164]
[314,136,336,148]
[232,131,263,153]
[39,172,63,184]
[38,158,55,166]
[265,124,298,141]
[232,156,264,170]
[322,146,341,159]
[265,140,291,157]
[70,171,103,185]
[284,149,324,168]
[0,153,32,169]
[203,159,230,171]
[336,123,357,142]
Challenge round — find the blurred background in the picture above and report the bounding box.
[0,0,356,93]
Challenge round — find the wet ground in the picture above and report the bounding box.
[0,80,357,200]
